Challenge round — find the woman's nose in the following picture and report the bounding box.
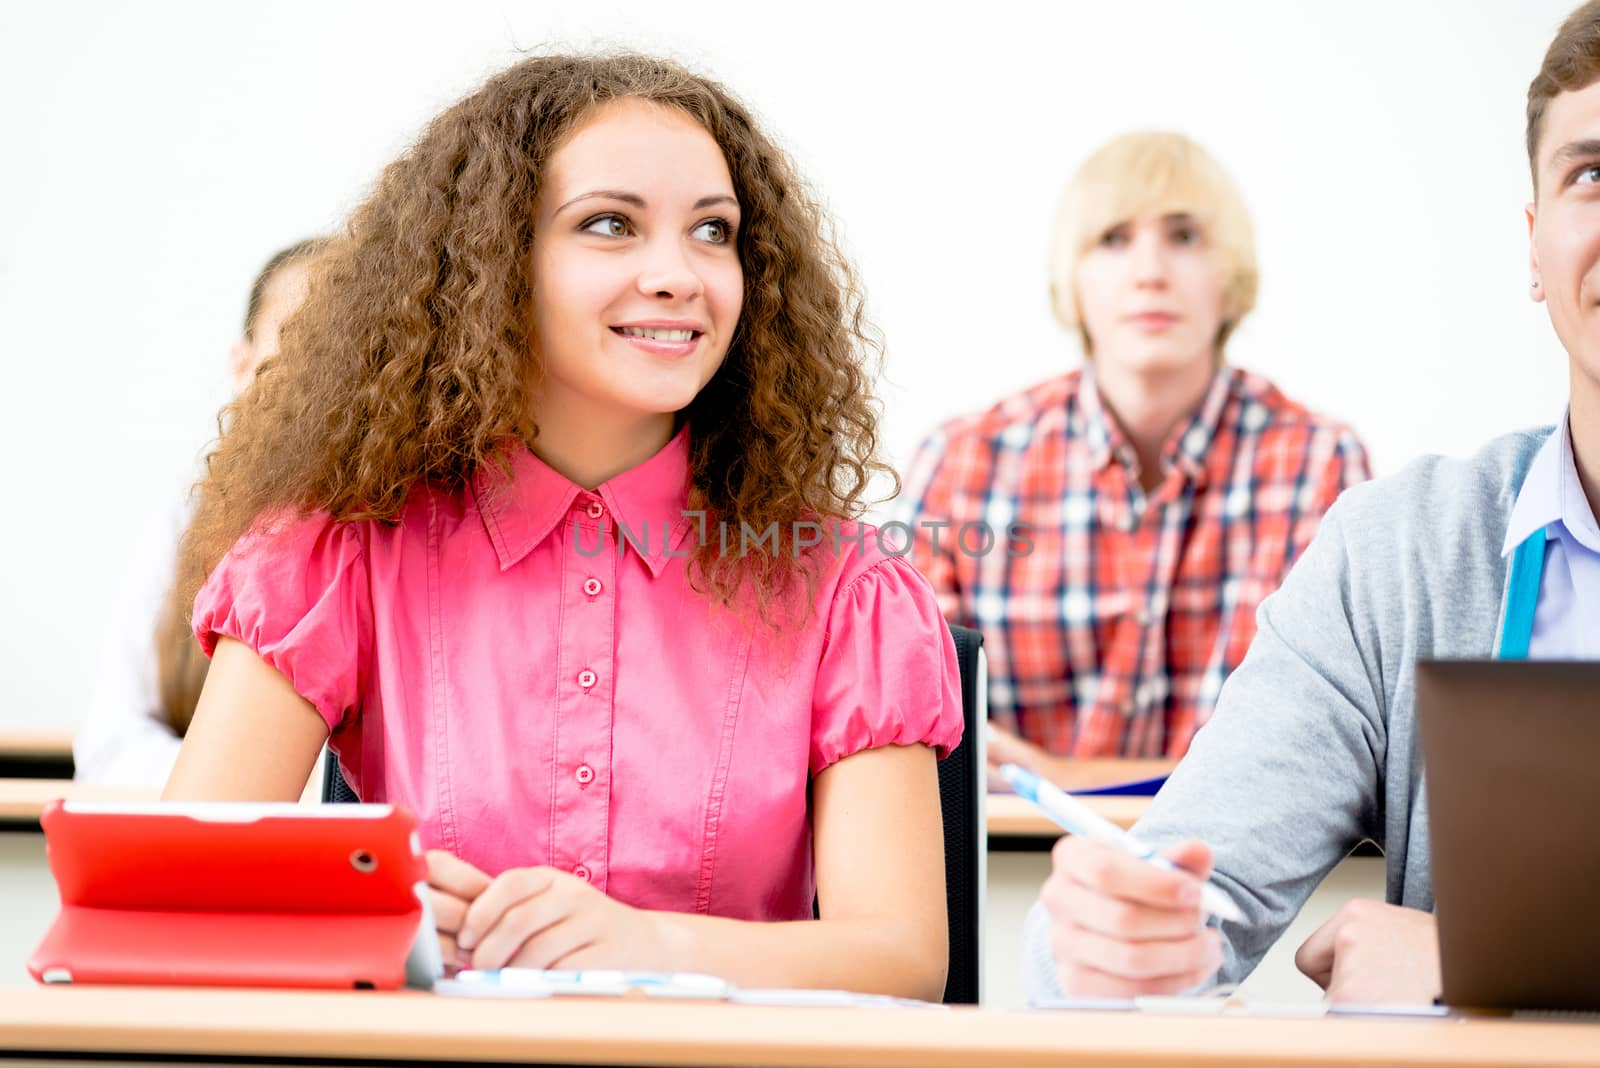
[636,239,703,301]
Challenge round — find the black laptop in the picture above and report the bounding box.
[1416,659,1600,1012]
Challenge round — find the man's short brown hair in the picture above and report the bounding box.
[1528,0,1600,190]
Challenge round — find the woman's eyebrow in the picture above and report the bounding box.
[552,191,740,215]
[555,189,646,215]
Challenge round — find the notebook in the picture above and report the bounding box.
[29,800,441,990]
[1415,659,1600,1012]
[1073,775,1168,797]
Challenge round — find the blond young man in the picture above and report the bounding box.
[1026,2,1600,1006]
[898,133,1369,767]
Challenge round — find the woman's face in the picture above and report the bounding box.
[1073,212,1227,376]
[229,260,311,394]
[530,98,743,435]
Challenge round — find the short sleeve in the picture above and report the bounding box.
[809,553,965,775]
[192,512,371,733]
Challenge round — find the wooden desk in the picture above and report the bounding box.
[0,730,74,780]
[0,731,74,758]
[986,793,1147,837]
[983,757,1164,847]
[0,780,157,828]
[0,986,1594,1067]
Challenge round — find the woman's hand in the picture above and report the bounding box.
[456,866,678,972]
[426,850,492,975]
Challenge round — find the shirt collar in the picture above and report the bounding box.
[472,426,693,577]
[1558,409,1600,552]
[1078,363,1233,483]
[1502,410,1600,556]
[1166,366,1234,483]
[1076,365,1118,471]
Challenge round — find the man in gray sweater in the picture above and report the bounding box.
[1026,0,1600,1007]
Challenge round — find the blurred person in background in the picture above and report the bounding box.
[896,132,1369,773]
[74,237,327,784]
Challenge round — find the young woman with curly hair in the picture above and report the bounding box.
[162,54,961,1000]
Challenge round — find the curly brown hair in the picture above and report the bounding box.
[177,53,891,627]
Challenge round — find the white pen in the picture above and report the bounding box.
[998,762,1246,924]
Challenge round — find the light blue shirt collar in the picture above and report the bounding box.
[1502,409,1600,558]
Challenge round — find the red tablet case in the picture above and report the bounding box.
[28,801,428,990]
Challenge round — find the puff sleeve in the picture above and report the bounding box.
[191,513,372,733]
[809,553,965,775]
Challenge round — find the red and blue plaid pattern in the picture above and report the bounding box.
[896,366,1370,757]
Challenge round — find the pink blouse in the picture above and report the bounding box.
[194,429,963,922]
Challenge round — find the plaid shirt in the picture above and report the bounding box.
[895,366,1370,757]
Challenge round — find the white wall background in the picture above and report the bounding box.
[0,0,1579,732]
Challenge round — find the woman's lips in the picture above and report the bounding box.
[610,326,703,358]
[1127,312,1179,332]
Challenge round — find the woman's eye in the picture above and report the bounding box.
[1098,228,1129,248]
[581,214,631,237]
[1575,165,1600,186]
[1171,226,1201,246]
[693,219,732,244]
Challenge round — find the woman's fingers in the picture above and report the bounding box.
[426,849,492,901]
[430,887,469,935]
[427,849,491,967]
[502,909,600,971]
[459,867,563,959]
[468,882,581,970]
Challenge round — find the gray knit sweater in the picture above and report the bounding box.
[1024,427,1551,1000]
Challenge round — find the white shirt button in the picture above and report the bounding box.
[573,865,591,882]
[1119,513,1138,533]
[583,577,603,597]
[575,763,594,785]
[577,669,597,689]
[586,499,605,519]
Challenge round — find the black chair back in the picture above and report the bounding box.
[939,622,985,1004]
[321,749,359,804]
